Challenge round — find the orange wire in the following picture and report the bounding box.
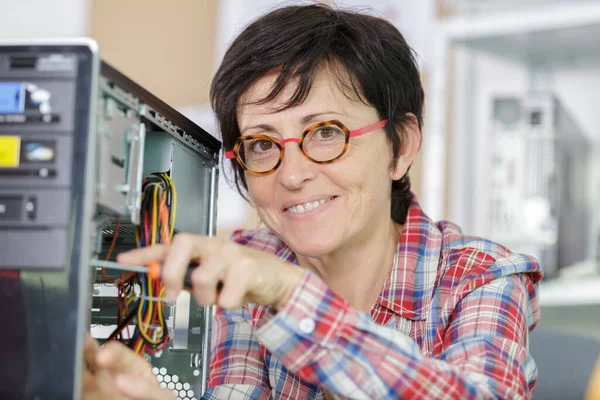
[159,193,170,244]
[101,219,120,283]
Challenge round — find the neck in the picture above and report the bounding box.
[297,218,402,312]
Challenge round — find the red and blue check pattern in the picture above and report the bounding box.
[204,199,543,399]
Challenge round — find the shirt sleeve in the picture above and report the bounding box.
[253,266,539,400]
[202,306,272,400]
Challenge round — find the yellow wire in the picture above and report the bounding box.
[163,173,177,239]
[134,338,143,354]
[137,278,161,345]
[157,287,166,328]
[151,185,158,245]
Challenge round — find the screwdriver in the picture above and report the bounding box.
[90,259,217,290]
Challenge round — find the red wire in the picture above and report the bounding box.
[143,212,149,246]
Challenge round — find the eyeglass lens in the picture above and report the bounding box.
[239,124,347,173]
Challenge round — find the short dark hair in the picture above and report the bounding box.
[210,3,424,224]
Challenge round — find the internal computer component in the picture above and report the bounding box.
[0,40,220,400]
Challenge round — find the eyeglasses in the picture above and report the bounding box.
[225,119,387,175]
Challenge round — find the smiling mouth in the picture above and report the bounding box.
[286,196,336,215]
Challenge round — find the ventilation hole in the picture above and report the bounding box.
[102,224,138,236]
[149,366,195,400]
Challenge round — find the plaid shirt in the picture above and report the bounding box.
[204,200,543,400]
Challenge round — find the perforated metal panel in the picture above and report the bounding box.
[153,367,198,400]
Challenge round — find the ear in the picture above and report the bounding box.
[390,113,421,181]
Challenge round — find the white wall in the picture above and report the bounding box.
[332,0,437,73]
[0,0,90,39]
[553,65,600,141]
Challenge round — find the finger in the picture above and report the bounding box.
[96,340,148,374]
[115,375,176,400]
[83,334,101,367]
[217,260,254,309]
[190,253,226,306]
[116,244,168,265]
[161,234,221,300]
[81,368,96,394]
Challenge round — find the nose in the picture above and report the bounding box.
[276,139,316,189]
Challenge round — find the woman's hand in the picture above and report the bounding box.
[116,234,304,310]
[82,335,175,400]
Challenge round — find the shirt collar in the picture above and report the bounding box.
[375,198,443,321]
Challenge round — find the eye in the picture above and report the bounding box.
[312,126,343,141]
[250,139,274,152]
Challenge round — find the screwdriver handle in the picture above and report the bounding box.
[182,264,223,292]
[183,265,196,289]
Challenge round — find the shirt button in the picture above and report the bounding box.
[298,318,316,334]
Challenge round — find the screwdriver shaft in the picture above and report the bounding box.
[90,259,148,274]
[90,259,202,290]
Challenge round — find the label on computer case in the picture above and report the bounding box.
[0,136,21,167]
[0,81,61,124]
[20,140,55,163]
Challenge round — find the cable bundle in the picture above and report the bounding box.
[104,172,177,355]
[131,172,177,355]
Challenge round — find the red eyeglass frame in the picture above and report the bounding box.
[224,119,388,175]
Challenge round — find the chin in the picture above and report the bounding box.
[284,232,338,258]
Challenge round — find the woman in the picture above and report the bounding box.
[84,4,542,399]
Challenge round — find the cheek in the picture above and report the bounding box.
[246,175,275,210]
[337,143,392,193]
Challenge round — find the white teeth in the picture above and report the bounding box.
[288,198,330,214]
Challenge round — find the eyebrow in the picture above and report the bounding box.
[300,111,342,124]
[240,111,342,135]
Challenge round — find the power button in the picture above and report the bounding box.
[25,197,36,220]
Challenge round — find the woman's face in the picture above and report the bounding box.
[237,70,411,257]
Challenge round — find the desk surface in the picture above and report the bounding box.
[540,260,600,307]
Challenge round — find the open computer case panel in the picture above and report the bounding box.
[0,39,220,400]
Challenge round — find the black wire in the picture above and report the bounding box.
[106,298,140,342]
